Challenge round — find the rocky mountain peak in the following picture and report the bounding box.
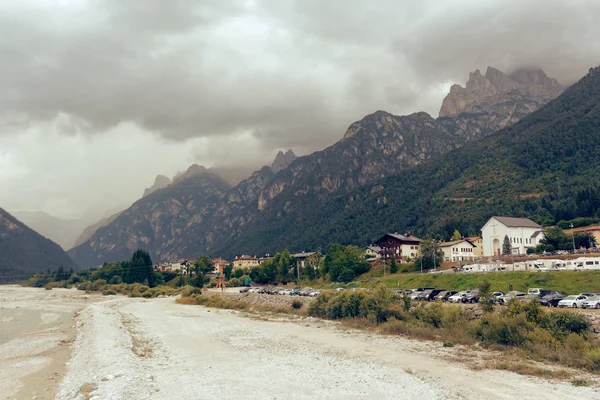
[143,174,172,197]
[439,66,563,118]
[270,150,297,173]
[172,164,209,184]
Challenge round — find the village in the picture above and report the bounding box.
[153,216,600,279]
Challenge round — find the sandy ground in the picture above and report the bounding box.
[45,293,597,400]
[0,286,103,400]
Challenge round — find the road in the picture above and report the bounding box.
[51,295,599,400]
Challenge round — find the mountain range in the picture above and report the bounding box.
[0,208,75,280]
[68,66,569,266]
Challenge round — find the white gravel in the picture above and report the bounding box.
[55,296,600,400]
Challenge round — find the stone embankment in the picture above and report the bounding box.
[212,291,314,308]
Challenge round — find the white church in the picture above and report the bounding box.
[481,216,545,257]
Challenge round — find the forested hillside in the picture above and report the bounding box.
[214,66,600,255]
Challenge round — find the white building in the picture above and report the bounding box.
[439,239,477,261]
[481,216,545,257]
[364,246,382,260]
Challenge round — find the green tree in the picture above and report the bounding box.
[389,255,398,274]
[502,235,512,255]
[324,244,370,282]
[194,255,214,275]
[191,272,205,288]
[414,240,443,270]
[223,264,233,280]
[478,280,494,313]
[125,249,155,286]
[451,229,462,241]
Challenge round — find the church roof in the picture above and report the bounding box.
[493,216,542,229]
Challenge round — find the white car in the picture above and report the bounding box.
[558,295,589,308]
[496,291,526,304]
[447,291,468,303]
[582,296,600,309]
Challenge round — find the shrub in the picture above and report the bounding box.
[181,285,201,297]
[477,313,533,347]
[91,279,107,292]
[291,300,303,309]
[540,312,591,341]
[307,292,334,318]
[44,285,52,290]
[103,289,116,296]
[443,342,454,348]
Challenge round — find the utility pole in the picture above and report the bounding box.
[570,223,576,254]
[432,240,436,271]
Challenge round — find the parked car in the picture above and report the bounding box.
[436,290,458,302]
[424,289,446,301]
[448,291,468,303]
[527,288,553,297]
[558,295,589,308]
[496,291,526,305]
[462,290,480,303]
[582,296,600,309]
[335,288,346,292]
[308,290,321,297]
[239,287,250,293]
[540,292,567,307]
[416,290,433,301]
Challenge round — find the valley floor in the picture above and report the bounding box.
[2,287,600,399]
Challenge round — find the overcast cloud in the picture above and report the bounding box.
[1,0,599,218]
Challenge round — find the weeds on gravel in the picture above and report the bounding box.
[475,358,572,380]
[308,285,600,373]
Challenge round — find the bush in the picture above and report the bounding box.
[291,300,303,309]
[91,279,107,292]
[540,312,591,341]
[103,289,116,296]
[477,313,533,347]
[181,285,202,297]
[307,292,334,318]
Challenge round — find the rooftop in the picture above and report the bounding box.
[493,216,542,228]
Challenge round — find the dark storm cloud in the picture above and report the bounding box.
[1,0,599,152]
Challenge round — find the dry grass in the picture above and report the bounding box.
[175,296,197,305]
[474,357,572,380]
[571,379,593,387]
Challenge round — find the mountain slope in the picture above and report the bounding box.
[68,167,232,266]
[224,66,600,253]
[71,66,564,264]
[10,211,90,250]
[0,208,75,281]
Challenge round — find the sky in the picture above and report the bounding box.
[1,0,599,219]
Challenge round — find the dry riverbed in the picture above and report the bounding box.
[2,286,600,399]
[0,286,103,400]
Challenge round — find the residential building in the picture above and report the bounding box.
[439,239,477,261]
[467,236,483,257]
[232,255,259,271]
[481,216,545,256]
[365,245,382,260]
[566,226,600,248]
[211,258,229,274]
[374,233,422,260]
[292,252,316,269]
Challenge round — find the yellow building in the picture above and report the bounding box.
[232,255,259,271]
[468,236,483,257]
